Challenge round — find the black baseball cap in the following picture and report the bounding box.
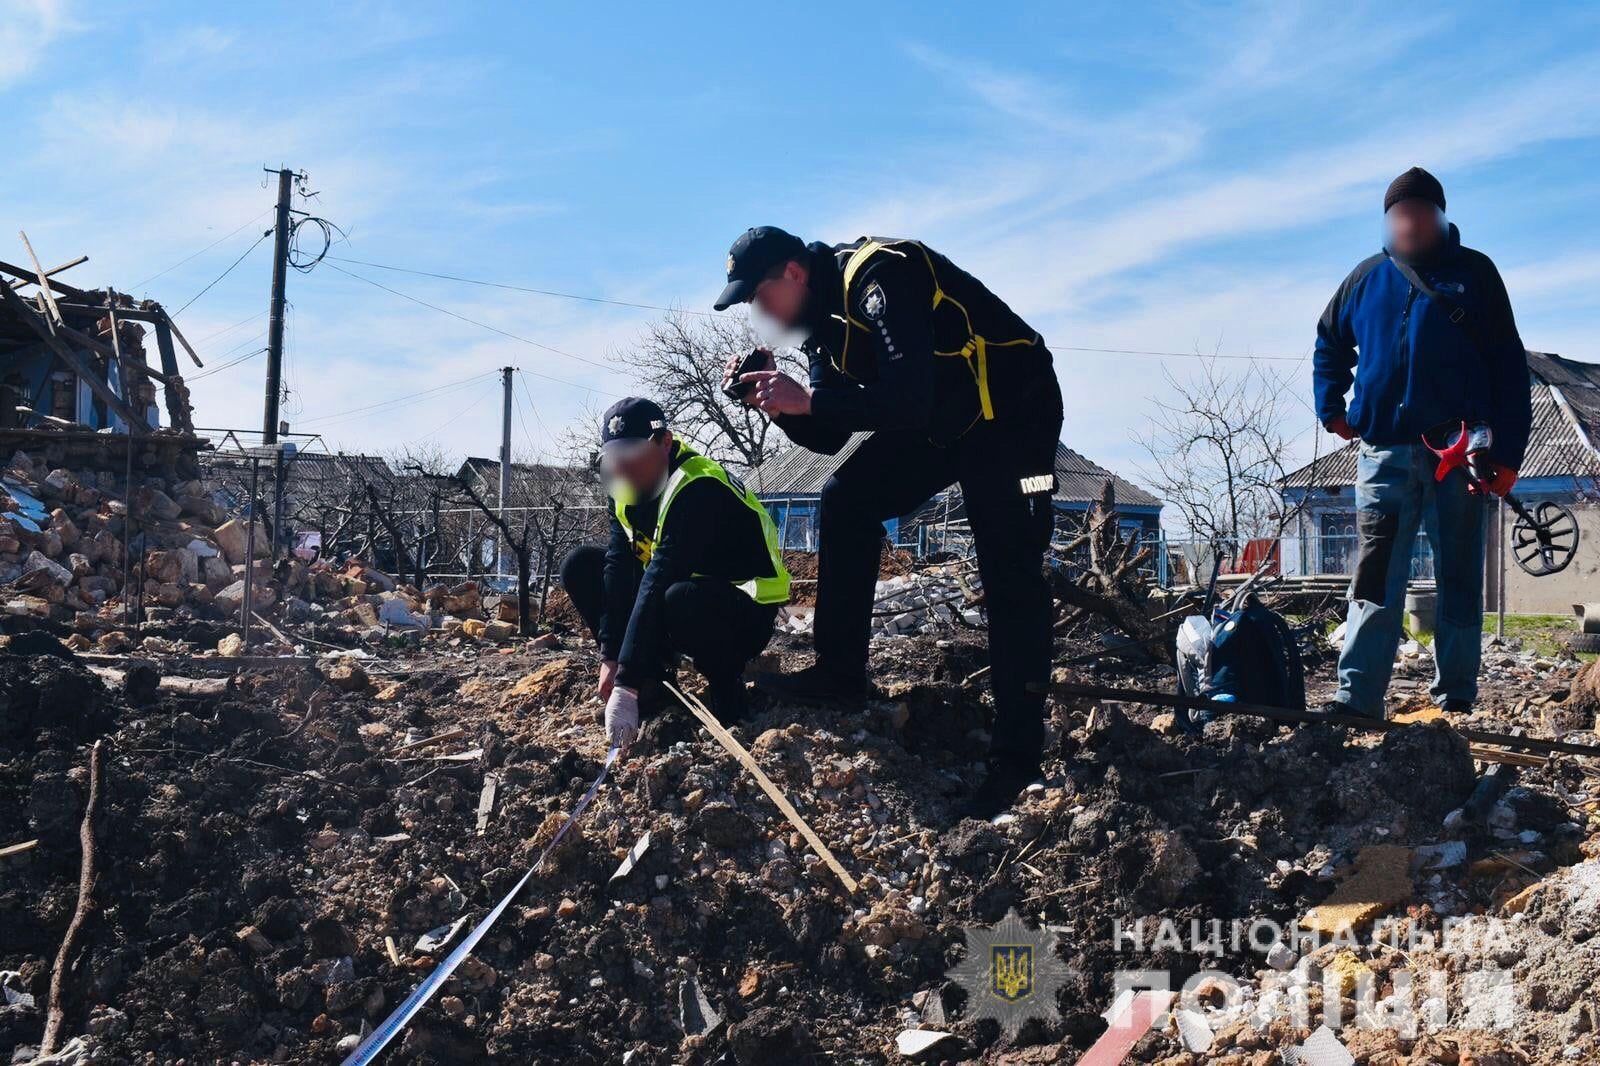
[713,226,806,310]
[599,397,667,451]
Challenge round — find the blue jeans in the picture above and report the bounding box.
[1335,442,1485,716]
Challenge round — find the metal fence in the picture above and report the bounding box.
[1160,531,1436,586]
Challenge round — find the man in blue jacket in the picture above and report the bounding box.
[1314,167,1530,719]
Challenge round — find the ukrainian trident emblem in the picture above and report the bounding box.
[947,910,1072,1040]
[991,944,1034,1001]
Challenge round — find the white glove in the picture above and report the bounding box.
[605,685,640,750]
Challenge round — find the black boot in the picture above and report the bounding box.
[754,661,872,704]
[708,676,751,725]
[962,758,1042,821]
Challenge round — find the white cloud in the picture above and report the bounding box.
[0,0,74,87]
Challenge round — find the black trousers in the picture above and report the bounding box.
[814,386,1063,764]
[560,544,778,691]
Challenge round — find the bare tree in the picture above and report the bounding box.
[616,310,804,471]
[1137,354,1316,570]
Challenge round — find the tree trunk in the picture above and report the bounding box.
[516,545,533,637]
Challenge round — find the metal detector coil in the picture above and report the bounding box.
[1423,422,1578,578]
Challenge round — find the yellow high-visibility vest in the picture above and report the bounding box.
[613,445,791,605]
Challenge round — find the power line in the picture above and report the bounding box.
[187,327,273,380]
[320,262,621,398]
[324,254,719,318]
[1057,345,1302,362]
[192,309,266,346]
[172,228,272,317]
[419,380,498,441]
[296,371,498,428]
[322,262,613,372]
[130,209,275,290]
[189,344,268,382]
[323,253,1311,363]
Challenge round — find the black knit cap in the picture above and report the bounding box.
[1384,167,1445,213]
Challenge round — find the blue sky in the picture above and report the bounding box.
[6,1,1600,496]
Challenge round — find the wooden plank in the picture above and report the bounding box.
[1469,744,1548,768]
[475,773,499,835]
[666,682,858,895]
[0,258,87,299]
[0,838,40,859]
[18,231,64,323]
[389,727,467,755]
[0,280,151,433]
[160,310,204,367]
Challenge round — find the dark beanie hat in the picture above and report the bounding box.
[1384,167,1445,213]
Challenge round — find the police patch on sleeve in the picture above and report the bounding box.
[860,280,887,320]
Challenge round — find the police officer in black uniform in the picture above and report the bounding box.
[714,226,1064,818]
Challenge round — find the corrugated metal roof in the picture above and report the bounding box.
[750,434,1162,509]
[747,434,872,496]
[1281,351,1600,489]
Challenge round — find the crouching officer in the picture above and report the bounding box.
[713,226,1063,819]
[560,397,790,749]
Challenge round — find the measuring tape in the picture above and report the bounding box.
[341,745,620,1066]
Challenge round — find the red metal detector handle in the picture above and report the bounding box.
[1421,421,1479,487]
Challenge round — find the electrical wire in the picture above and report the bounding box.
[511,375,539,457]
[189,344,268,382]
[172,229,272,317]
[324,254,719,318]
[192,309,266,346]
[1056,345,1301,362]
[296,371,499,428]
[418,380,498,441]
[320,262,622,400]
[130,209,274,290]
[322,253,1310,363]
[289,215,343,272]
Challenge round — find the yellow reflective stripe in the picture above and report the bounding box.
[836,237,1037,424]
[650,446,790,605]
[975,336,994,420]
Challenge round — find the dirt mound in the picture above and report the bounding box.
[0,635,1590,1063]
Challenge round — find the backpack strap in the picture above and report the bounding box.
[1387,254,1493,355]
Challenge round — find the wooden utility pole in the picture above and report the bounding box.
[497,366,514,578]
[262,167,295,445]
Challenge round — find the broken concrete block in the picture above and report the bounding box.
[482,620,517,641]
[895,1029,955,1059]
[678,975,722,1036]
[213,518,267,565]
[15,550,72,591]
[1283,1023,1354,1066]
[1174,1007,1213,1053]
[378,598,427,628]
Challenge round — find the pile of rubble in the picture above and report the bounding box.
[780,563,983,639]
[4,621,1596,1063]
[0,448,541,653]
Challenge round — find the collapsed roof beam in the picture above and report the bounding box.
[0,280,151,434]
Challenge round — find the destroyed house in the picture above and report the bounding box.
[749,435,1163,553]
[1,254,197,438]
[1278,350,1600,578]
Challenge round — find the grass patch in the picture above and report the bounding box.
[1483,613,1575,658]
